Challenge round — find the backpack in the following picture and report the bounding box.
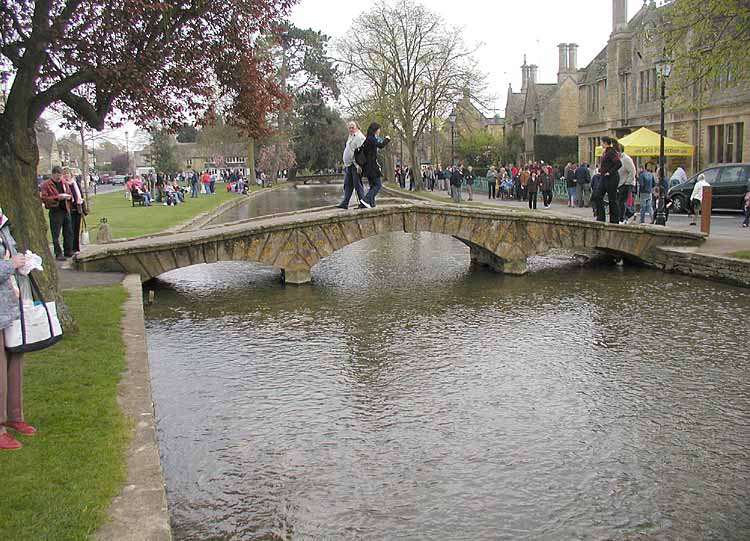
[353,144,367,168]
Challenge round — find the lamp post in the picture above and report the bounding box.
[654,52,672,226]
[448,110,457,167]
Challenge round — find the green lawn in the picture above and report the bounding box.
[85,187,253,240]
[729,250,750,259]
[0,285,129,539]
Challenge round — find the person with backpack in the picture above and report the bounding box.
[360,122,390,208]
[336,120,369,209]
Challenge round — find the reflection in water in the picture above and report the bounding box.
[146,187,750,540]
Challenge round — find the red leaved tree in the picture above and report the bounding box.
[0,0,295,325]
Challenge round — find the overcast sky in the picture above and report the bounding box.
[291,0,642,115]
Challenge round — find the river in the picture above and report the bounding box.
[145,185,750,540]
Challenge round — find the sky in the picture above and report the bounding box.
[48,0,643,147]
[291,0,643,115]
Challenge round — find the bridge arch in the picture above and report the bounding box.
[76,203,704,284]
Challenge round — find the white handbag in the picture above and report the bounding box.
[80,216,90,245]
[4,274,63,353]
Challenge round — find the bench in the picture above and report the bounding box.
[131,188,148,207]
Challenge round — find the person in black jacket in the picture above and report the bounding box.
[574,162,592,207]
[361,122,390,208]
[595,136,622,223]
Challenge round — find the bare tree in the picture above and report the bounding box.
[336,0,485,190]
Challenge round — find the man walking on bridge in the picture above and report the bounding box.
[336,121,370,209]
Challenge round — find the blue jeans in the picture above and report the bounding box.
[191,183,199,198]
[363,176,382,207]
[639,196,653,223]
[339,165,366,207]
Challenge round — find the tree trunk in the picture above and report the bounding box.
[247,138,257,184]
[0,120,75,331]
[407,136,422,191]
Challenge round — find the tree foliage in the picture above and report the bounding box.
[336,0,484,190]
[662,0,750,98]
[456,131,503,168]
[0,0,295,324]
[176,124,198,144]
[149,127,179,173]
[292,90,346,173]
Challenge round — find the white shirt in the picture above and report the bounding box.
[671,167,688,184]
[342,130,366,166]
[619,153,637,187]
[691,178,710,201]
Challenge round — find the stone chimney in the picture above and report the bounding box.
[529,65,538,86]
[567,43,578,71]
[558,44,568,74]
[613,0,628,34]
[521,55,529,92]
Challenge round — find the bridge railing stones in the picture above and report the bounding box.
[76,202,705,284]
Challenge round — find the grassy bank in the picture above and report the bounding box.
[729,250,750,259]
[85,187,256,239]
[0,285,129,539]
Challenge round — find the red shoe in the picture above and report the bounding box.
[0,432,22,450]
[3,421,37,435]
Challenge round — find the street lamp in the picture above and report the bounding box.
[448,110,457,166]
[654,51,672,226]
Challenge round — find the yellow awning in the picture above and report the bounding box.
[594,127,694,157]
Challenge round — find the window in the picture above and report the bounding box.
[186,158,193,166]
[708,122,744,164]
[588,137,600,164]
[701,168,720,184]
[718,166,749,184]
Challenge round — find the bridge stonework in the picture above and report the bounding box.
[76,203,704,284]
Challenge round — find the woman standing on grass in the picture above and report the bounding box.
[0,209,34,450]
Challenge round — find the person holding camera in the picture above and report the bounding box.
[361,122,390,208]
[40,165,75,260]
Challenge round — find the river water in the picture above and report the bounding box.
[145,186,750,540]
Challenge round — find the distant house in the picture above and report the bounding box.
[36,129,61,176]
[175,141,250,175]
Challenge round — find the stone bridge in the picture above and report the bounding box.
[76,202,705,284]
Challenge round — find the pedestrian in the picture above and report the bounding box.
[465,166,475,201]
[527,170,540,209]
[336,120,369,209]
[689,173,710,226]
[595,136,622,223]
[39,166,74,261]
[406,166,414,191]
[618,144,637,224]
[64,170,87,256]
[574,162,592,207]
[486,166,498,199]
[0,208,35,450]
[361,122,390,208]
[742,189,750,228]
[520,167,530,201]
[565,163,576,207]
[638,162,655,224]
[590,172,604,220]
[541,167,554,208]
[450,163,464,203]
[190,171,199,198]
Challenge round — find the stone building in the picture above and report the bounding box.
[175,141,250,175]
[578,0,749,174]
[503,45,580,164]
[36,128,61,176]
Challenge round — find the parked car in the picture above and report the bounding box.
[110,175,127,185]
[668,163,750,213]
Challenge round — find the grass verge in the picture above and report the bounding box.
[0,284,129,539]
[728,250,750,259]
[85,187,256,239]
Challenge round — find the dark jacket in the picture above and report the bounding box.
[450,168,464,187]
[565,167,576,188]
[464,172,475,185]
[574,165,591,185]
[362,135,390,179]
[540,171,554,192]
[599,148,622,179]
[527,173,541,193]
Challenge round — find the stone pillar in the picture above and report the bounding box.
[470,246,528,276]
[558,43,568,81]
[529,65,538,86]
[281,267,312,285]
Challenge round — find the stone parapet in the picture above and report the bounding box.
[653,247,750,288]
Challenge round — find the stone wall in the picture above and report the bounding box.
[653,247,750,288]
